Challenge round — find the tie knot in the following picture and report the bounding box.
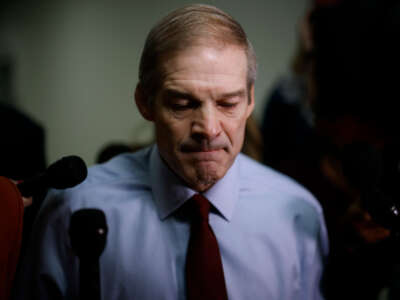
[189,194,210,222]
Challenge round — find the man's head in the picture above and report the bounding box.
[135,4,256,192]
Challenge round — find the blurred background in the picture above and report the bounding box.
[0,0,308,166]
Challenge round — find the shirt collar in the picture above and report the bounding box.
[150,145,239,222]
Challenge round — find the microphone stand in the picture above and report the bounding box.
[69,209,108,300]
[79,256,102,300]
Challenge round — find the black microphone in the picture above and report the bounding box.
[69,209,108,300]
[17,155,87,197]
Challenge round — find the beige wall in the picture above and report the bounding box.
[0,0,308,166]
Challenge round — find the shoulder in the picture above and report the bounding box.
[237,153,323,216]
[42,146,153,214]
[85,146,152,187]
[236,154,328,252]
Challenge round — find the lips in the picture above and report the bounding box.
[180,141,227,153]
[182,147,222,153]
[186,149,223,161]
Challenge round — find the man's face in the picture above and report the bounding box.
[137,45,254,192]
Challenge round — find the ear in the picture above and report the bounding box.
[246,84,255,118]
[135,83,154,121]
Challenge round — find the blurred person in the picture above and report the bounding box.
[0,104,47,254]
[261,8,315,171]
[0,103,47,299]
[14,4,328,300]
[309,1,400,299]
[0,104,46,180]
[262,0,400,299]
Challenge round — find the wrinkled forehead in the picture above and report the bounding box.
[158,41,249,85]
[160,36,244,66]
[160,47,248,101]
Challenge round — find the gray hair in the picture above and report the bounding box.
[138,4,257,103]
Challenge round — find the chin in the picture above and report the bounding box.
[195,167,223,190]
[178,164,219,191]
[191,177,218,192]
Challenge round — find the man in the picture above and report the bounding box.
[14,4,328,299]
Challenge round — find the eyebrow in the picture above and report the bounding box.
[163,89,197,102]
[162,88,246,101]
[217,90,246,100]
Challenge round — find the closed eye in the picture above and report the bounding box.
[218,101,238,108]
[163,89,200,111]
[169,99,200,111]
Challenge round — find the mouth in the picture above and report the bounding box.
[181,148,224,155]
[197,149,220,153]
[180,143,227,153]
[180,146,224,162]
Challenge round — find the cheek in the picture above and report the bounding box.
[155,115,189,145]
[223,117,247,145]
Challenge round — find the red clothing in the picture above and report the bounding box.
[0,176,24,300]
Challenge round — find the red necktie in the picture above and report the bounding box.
[185,194,228,300]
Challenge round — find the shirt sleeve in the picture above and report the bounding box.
[13,189,79,300]
[293,197,329,300]
[305,222,327,300]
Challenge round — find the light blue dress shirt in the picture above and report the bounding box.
[15,145,328,300]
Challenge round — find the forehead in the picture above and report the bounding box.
[159,45,248,96]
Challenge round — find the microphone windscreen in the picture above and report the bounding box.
[17,155,88,197]
[47,156,88,189]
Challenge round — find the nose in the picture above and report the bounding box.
[191,103,221,141]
